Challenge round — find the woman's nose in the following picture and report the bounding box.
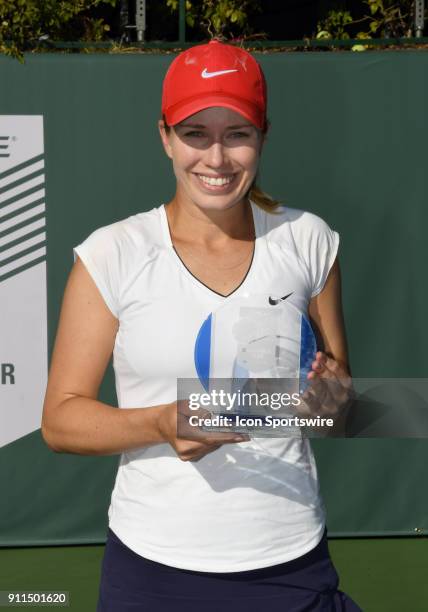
[205,142,227,168]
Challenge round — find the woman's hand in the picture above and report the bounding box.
[157,401,249,462]
[299,351,354,424]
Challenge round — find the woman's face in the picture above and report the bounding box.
[159,106,265,211]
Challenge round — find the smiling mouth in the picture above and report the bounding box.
[194,173,236,188]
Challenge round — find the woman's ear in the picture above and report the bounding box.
[158,119,173,160]
[259,126,268,155]
[261,119,270,149]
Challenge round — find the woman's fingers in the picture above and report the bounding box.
[186,443,222,462]
[310,352,338,377]
[309,352,352,389]
[303,352,353,418]
[167,400,250,460]
[177,435,248,462]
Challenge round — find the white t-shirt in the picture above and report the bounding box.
[73,201,339,572]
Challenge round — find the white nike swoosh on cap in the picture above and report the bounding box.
[201,68,238,79]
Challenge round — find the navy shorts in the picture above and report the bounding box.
[96,527,362,611]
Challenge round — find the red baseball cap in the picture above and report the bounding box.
[161,40,267,131]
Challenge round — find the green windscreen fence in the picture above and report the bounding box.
[0,50,426,545]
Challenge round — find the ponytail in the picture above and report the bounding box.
[249,183,282,214]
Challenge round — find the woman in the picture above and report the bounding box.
[42,40,361,611]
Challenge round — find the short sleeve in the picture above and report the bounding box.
[305,215,339,298]
[73,225,121,318]
[286,210,339,298]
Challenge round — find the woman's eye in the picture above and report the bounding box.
[184,131,204,137]
[229,131,249,139]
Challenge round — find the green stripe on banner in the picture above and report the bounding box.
[0,225,46,253]
[0,168,45,196]
[0,211,46,239]
[0,254,46,283]
[0,153,44,180]
[0,187,45,213]
[0,239,46,268]
[0,197,45,224]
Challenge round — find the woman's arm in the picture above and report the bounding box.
[41,257,166,455]
[307,258,352,433]
[308,258,350,375]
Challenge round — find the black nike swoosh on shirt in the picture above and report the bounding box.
[268,292,294,306]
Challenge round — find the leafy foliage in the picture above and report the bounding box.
[317,10,354,40]
[316,1,419,43]
[0,0,117,62]
[166,0,262,39]
[0,0,425,63]
[363,0,414,37]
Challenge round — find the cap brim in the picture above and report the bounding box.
[165,94,265,130]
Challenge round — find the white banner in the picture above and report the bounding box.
[0,116,47,448]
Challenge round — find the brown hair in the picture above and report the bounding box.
[161,116,282,214]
